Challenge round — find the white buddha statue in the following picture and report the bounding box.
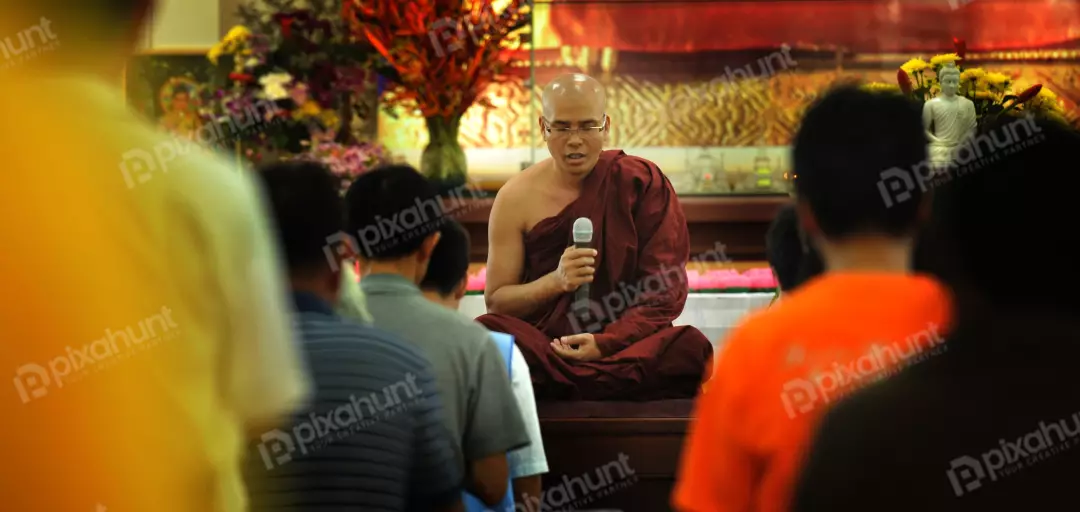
[923,64,976,169]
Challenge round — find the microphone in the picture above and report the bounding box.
[572,218,593,308]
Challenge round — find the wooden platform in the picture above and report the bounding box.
[454,196,788,263]
[537,401,695,512]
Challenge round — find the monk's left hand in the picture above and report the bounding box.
[551,334,602,362]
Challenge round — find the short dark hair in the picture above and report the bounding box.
[420,219,471,296]
[792,86,927,239]
[928,115,1079,311]
[767,205,825,291]
[344,165,446,260]
[257,161,344,274]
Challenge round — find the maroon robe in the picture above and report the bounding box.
[477,150,713,400]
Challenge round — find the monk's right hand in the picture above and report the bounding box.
[553,246,597,292]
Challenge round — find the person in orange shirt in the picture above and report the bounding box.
[672,86,951,512]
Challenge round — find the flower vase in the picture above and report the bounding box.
[421,115,467,188]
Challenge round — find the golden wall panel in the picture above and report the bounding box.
[380,65,1079,151]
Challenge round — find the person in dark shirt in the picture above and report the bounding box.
[766,203,825,296]
[247,161,463,512]
[794,116,1080,511]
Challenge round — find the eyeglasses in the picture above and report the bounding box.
[542,115,608,137]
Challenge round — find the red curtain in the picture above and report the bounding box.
[547,0,1080,53]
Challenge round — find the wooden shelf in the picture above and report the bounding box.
[452,195,788,263]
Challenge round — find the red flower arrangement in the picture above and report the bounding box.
[341,0,530,119]
[340,0,531,183]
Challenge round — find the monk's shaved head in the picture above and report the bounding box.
[540,74,609,175]
[541,74,607,120]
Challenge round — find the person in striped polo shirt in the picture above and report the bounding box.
[248,161,463,511]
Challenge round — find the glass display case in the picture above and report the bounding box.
[377,0,1079,195]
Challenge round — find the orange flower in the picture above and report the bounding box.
[952,37,967,60]
[897,69,913,95]
[1016,84,1042,103]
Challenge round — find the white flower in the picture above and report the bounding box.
[244,57,260,68]
[260,72,293,101]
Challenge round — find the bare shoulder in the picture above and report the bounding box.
[497,158,551,200]
[491,158,551,219]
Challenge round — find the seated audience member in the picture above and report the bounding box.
[478,73,712,400]
[673,87,951,512]
[766,204,825,298]
[420,219,550,509]
[348,165,531,506]
[248,162,462,511]
[794,117,1080,511]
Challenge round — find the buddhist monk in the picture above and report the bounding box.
[476,73,713,400]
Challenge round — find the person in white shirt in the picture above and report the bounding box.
[337,261,374,323]
[419,218,549,507]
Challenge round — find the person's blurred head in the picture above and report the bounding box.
[257,161,346,302]
[766,205,825,293]
[792,86,929,269]
[11,0,154,71]
[344,165,445,284]
[540,73,609,177]
[925,115,1080,315]
[420,219,471,309]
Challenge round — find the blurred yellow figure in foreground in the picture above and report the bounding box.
[0,2,309,511]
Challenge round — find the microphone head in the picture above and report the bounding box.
[572,217,593,244]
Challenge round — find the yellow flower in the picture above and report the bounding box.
[930,85,941,96]
[224,25,252,45]
[974,90,994,100]
[862,82,900,93]
[1027,87,1065,113]
[984,72,1010,85]
[901,58,930,75]
[320,110,341,132]
[930,53,961,67]
[960,68,986,82]
[208,44,224,65]
[259,72,294,101]
[298,100,322,117]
